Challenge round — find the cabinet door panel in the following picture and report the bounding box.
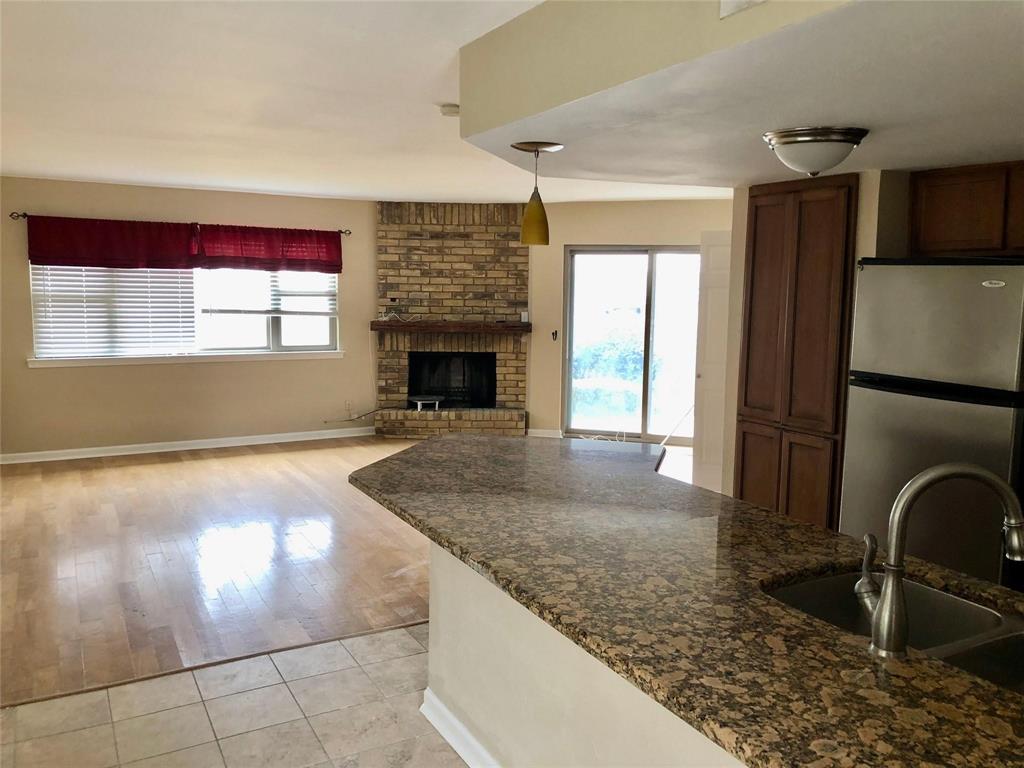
[1007,163,1024,250]
[737,194,790,422]
[779,431,834,528]
[912,166,1008,253]
[735,421,781,512]
[781,188,848,434]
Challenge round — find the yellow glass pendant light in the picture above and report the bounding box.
[511,141,563,245]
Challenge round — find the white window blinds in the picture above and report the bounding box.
[30,265,338,359]
[194,269,337,318]
[31,265,196,358]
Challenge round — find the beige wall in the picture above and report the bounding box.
[460,0,844,138]
[0,176,378,454]
[720,186,749,494]
[856,169,910,260]
[526,199,734,433]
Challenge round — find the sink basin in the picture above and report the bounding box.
[768,572,1004,650]
[942,633,1024,693]
[768,571,1024,692]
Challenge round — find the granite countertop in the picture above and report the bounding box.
[349,434,1024,768]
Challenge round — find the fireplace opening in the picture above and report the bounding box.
[407,351,497,408]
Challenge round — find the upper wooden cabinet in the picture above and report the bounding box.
[910,161,1024,256]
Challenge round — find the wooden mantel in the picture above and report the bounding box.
[370,320,532,334]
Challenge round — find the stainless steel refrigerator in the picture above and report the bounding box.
[840,259,1024,587]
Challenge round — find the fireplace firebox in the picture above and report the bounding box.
[407,351,497,409]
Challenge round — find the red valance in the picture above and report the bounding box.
[27,216,199,269]
[26,215,342,273]
[194,224,342,273]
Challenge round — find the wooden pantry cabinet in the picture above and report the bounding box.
[734,174,858,529]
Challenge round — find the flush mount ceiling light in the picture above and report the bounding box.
[511,141,563,245]
[762,127,869,177]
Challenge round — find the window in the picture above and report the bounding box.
[30,265,338,359]
[565,248,701,442]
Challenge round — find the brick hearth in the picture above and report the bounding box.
[374,202,529,438]
[374,408,526,438]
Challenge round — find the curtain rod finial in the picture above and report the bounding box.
[338,229,352,236]
[9,212,29,220]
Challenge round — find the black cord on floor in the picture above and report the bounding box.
[323,407,385,424]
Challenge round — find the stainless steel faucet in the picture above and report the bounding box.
[857,463,1024,659]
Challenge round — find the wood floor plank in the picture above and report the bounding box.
[0,436,425,705]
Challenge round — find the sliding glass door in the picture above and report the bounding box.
[565,248,701,443]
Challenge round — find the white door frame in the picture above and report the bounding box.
[692,231,732,492]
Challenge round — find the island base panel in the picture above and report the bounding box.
[423,545,744,768]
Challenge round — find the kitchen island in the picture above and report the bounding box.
[350,434,1024,767]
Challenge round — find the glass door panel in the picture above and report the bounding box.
[647,251,702,439]
[567,252,649,434]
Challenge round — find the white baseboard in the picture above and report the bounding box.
[420,687,500,768]
[527,428,563,439]
[0,426,376,465]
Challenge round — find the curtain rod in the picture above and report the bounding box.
[8,212,352,235]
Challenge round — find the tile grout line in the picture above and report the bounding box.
[304,701,334,766]
[105,689,120,767]
[198,675,284,704]
[198,671,230,768]
[195,670,228,768]
[9,715,117,746]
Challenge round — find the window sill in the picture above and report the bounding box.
[26,350,345,368]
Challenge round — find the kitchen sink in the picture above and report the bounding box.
[942,633,1024,693]
[767,571,1024,692]
[768,571,1004,650]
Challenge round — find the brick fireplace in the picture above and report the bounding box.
[373,202,529,438]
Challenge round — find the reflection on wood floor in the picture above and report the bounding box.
[0,436,427,706]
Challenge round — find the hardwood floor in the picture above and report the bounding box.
[0,437,427,706]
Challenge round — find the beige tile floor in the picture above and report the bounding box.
[0,623,463,768]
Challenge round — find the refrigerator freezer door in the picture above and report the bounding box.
[851,263,1024,391]
[840,384,1019,583]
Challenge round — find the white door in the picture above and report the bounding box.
[691,231,731,492]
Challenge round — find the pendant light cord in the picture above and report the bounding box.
[534,150,539,187]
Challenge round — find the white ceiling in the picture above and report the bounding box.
[0,1,729,202]
[474,0,1024,187]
